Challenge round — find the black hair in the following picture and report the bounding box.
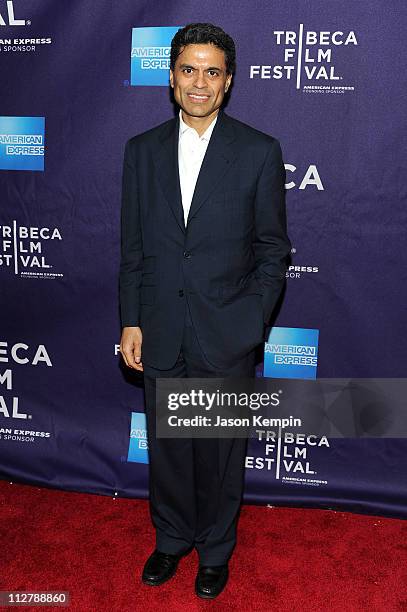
[170,23,236,75]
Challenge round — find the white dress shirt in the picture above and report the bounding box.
[178,108,218,226]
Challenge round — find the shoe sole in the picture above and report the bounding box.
[195,588,226,600]
[196,591,218,599]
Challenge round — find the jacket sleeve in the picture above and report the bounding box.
[119,139,143,328]
[253,138,291,325]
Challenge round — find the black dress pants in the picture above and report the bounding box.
[142,297,256,565]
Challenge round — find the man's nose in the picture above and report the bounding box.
[193,71,207,88]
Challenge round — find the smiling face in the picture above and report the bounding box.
[169,43,232,126]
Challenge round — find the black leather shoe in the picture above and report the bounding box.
[195,564,229,599]
[142,549,182,586]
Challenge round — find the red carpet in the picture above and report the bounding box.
[0,480,406,611]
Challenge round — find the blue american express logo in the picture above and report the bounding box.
[264,327,319,379]
[127,411,149,464]
[0,116,45,171]
[131,26,182,86]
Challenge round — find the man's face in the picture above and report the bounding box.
[169,43,232,119]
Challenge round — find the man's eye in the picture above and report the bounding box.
[208,71,218,77]
[183,68,193,74]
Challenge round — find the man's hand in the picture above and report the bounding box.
[120,326,143,371]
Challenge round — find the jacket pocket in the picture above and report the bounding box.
[219,278,263,303]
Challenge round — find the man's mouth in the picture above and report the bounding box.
[187,93,210,102]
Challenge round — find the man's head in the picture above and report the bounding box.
[169,23,236,120]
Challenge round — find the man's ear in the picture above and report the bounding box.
[169,69,174,88]
[225,74,232,92]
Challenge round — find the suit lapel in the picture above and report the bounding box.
[154,114,185,233]
[187,110,237,223]
[153,109,237,232]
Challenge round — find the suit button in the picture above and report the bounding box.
[178,289,184,297]
[183,251,191,258]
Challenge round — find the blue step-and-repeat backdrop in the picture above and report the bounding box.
[1,1,406,517]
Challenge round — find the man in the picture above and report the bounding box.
[119,23,290,599]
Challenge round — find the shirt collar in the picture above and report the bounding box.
[178,108,218,141]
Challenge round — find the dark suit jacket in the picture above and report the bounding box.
[119,109,291,370]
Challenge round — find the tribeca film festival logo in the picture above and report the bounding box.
[0,220,63,280]
[250,25,357,94]
[0,117,45,171]
[130,26,182,86]
[0,1,52,53]
[246,428,330,488]
[264,327,319,380]
[0,340,53,444]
